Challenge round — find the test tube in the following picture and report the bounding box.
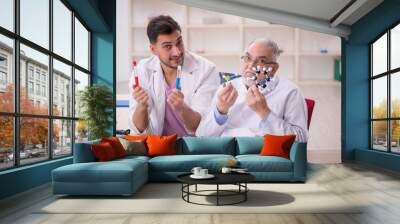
[175,65,182,90]
[132,60,139,88]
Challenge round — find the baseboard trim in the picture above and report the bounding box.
[308,149,341,164]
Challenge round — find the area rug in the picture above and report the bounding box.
[37,183,362,214]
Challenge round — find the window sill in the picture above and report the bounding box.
[0,156,72,175]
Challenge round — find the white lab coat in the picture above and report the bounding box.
[195,76,309,142]
[128,51,220,135]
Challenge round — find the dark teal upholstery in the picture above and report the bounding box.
[149,154,234,172]
[289,142,307,181]
[73,139,100,163]
[177,137,235,155]
[236,155,293,172]
[235,137,263,155]
[148,154,235,181]
[52,157,148,195]
[52,137,307,196]
[53,161,142,182]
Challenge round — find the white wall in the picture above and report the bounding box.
[116,0,131,96]
[300,84,342,163]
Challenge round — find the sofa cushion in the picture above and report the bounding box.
[53,163,133,183]
[260,134,296,159]
[236,155,293,172]
[148,154,235,172]
[114,155,150,164]
[147,135,177,157]
[73,140,101,163]
[178,137,235,155]
[52,158,147,183]
[236,137,263,155]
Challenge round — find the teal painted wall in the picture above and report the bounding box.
[0,0,116,200]
[342,44,369,160]
[92,33,114,91]
[91,0,116,135]
[343,0,400,171]
[91,32,115,136]
[0,158,72,199]
[355,148,400,172]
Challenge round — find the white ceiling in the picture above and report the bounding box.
[169,0,384,38]
[225,0,352,22]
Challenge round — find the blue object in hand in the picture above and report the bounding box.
[175,77,181,90]
[219,72,241,85]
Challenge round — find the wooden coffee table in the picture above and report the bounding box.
[177,172,255,206]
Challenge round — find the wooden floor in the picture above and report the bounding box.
[1,162,400,224]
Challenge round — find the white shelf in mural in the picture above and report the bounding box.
[300,52,341,57]
[195,52,242,57]
[131,25,147,28]
[131,52,242,57]
[187,24,239,29]
[243,24,288,29]
[130,0,342,83]
[298,80,341,86]
[131,52,151,57]
[132,51,297,57]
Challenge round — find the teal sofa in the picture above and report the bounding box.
[52,137,307,196]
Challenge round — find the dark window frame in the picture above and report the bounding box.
[0,0,92,171]
[370,21,400,154]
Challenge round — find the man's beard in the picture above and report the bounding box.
[159,56,184,69]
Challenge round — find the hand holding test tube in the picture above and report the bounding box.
[131,59,149,108]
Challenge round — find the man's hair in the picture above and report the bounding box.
[147,15,181,44]
[247,38,283,62]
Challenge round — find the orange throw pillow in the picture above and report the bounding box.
[91,142,117,162]
[101,137,127,158]
[146,134,177,157]
[124,135,147,141]
[259,134,296,159]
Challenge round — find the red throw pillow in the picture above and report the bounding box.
[91,142,117,162]
[146,134,177,157]
[101,137,127,158]
[259,134,296,159]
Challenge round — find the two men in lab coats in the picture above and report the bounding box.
[129,15,308,142]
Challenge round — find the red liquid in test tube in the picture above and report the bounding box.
[132,60,139,88]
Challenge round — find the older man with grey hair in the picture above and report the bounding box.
[196,38,308,142]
